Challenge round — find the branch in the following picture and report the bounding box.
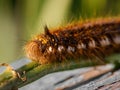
[0,59,95,90]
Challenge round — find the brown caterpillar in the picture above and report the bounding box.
[24,17,120,64]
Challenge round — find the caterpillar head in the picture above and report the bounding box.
[24,26,52,64]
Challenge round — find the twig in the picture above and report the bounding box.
[0,60,95,90]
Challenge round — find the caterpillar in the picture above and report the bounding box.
[24,17,120,64]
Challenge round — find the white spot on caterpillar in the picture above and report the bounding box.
[100,37,110,46]
[89,40,96,48]
[58,45,65,52]
[113,35,120,44]
[67,46,75,53]
[48,46,53,52]
[77,43,86,49]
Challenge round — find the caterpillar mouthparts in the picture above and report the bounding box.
[24,17,120,64]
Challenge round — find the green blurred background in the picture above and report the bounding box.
[0,0,120,63]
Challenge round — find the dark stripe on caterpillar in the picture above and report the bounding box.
[24,17,120,64]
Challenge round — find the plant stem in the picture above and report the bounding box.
[0,60,94,90]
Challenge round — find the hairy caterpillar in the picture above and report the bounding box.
[24,17,120,64]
